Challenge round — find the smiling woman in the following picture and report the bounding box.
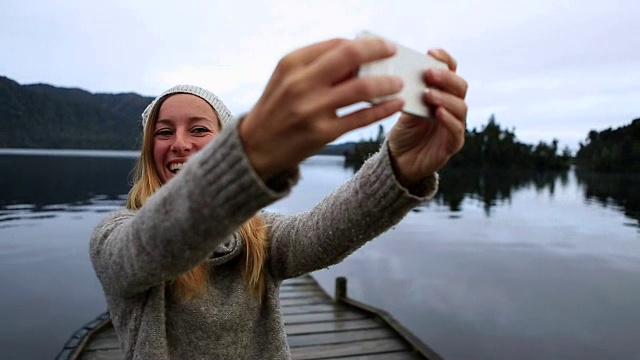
[88,36,468,359]
[123,85,268,305]
[151,94,222,183]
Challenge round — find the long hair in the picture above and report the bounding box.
[126,98,268,303]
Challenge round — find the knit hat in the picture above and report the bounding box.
[141,85,234,129]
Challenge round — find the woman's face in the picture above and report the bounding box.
[152,94,220,184]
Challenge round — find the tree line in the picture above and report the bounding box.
[346,115,573,171]
[574,119,640,172]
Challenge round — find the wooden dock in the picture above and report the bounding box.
[56,275,443,360]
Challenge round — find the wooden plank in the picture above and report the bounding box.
[91,326,117,340]
[281,279,316,285]
[285,318,382,335]
[278,289,324,300]
[83,334,120,351]
[279,290,329,299]
[280,282,322,289]
[79,323,120,352]
[335,351,424,359]
[282,277,316,286]
[280,297,332,307]
[279,285,320,292]
[287,328,396,348]
[284,311,367,324]
[281,304,348,315]
[290,338,408,359]
[280,283,319,290]
[281,286,322,293]
[281,283,318,288]
[78,348,123,360]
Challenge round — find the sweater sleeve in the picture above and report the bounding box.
[265,142,438,280]
[89,119,297,297]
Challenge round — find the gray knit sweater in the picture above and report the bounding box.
[89,119,438,360]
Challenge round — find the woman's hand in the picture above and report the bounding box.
[387,49,468,187]
[239,38,406,180]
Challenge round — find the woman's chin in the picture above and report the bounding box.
[160,171,176,184]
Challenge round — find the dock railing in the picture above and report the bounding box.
[334,276,444,360]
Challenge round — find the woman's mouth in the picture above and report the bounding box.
[168,162,184,174]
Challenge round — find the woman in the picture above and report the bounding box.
[90,36,468,359]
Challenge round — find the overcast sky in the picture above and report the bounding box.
[1,0,639,149]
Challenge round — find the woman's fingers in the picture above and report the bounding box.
[424,89,468,122]
[309,75,403,113]
[331,98,404,138]
[424,68,468,99]
[264,38,401,118]
[307,37,398,85]
[263,38,346,95]
[436,107,466,153]
[278,38,346,71]
[428,48,457,72]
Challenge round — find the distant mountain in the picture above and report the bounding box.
[0,76,152,149]
[0,76,354,155]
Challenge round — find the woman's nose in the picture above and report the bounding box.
[170,131,193,153]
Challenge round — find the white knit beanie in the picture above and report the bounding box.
[141,85,234,129]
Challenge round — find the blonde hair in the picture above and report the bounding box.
[127,96,268,302]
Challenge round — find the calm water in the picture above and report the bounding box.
[0,150,638,360]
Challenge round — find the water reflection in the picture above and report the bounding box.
[1,153,638,229]
[347,162,639,227]
[0,154,134,208]
[0,154,134,226]
[575,169,640,228]
[432,169,569,216]
[345,163,573,216]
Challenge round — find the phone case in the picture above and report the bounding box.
[358,31,448,118]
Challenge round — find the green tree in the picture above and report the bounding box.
[576,118,640,172]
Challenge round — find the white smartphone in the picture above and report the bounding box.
[357,31,448,119]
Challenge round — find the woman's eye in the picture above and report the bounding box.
[155,129,173,137]
[192,127,210,134]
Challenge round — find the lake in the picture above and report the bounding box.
[0,150,638,360]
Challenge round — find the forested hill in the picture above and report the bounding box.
[0,76,153,149]
[575,118,640,172]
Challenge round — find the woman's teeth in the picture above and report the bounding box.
[169,163,184,174]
